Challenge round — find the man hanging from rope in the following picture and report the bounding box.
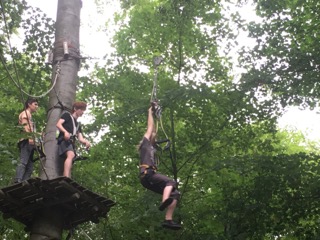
[138,101,181,230]
[56,101,90,178]
[14,98,39,183]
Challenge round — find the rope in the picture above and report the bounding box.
[80,229,92,240]
[150,56,169,140]
[148,56,173,168]
[0,1,60,99]
[4,61,61,99]
[65,227,93,240]
[150,56,163,102]
[159,114,169,140]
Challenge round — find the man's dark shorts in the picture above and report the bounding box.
[140,169,180,200]
[58,140,75,156]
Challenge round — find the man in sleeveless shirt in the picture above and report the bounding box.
[14,98,39,183]
[56,101,91,178]
[138,103,181,230]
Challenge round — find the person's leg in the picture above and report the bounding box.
[22,160,34,180]
[22,147,35,180]
[162,185,173,202]
[162,197,181,230]
[162,198,181,230]
[165,199,177,220]
[141,172,182,230]
[159,185,174,211]
[147,173,177,211]
[63,150,75,178]
[159,178,182,230]
[15,140,31,183]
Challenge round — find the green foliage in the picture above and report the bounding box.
[2,0,320,239]
[239,0,320,109]
[0,1,55,238]
[74,0,320,239]
[0,0,53,183]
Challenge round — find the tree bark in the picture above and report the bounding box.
[30,0,82,239]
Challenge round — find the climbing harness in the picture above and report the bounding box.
[156,138,171,152]
[31,132,46,162]
[55,107,90,164]
[56,111,80,144]
[140,164,157,173]
[139,164,157,180]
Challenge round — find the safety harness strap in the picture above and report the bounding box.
[139,164,157,175]
[139,164,157,170]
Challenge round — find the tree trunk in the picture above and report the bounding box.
[30,0,82,239]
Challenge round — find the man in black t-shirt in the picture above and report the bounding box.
[56,101,90,178]
[138,104,181,230]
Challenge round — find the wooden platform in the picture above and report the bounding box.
[0,177,116,230]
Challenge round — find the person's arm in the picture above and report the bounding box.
[56,118,70,141]
[144,107,155,141]
[78,132,90,148]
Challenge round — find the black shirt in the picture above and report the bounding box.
[58,112,82,139]
[139,137,157,168]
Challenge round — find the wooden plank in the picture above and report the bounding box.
[0,177,115,230]
[59,180,107,212]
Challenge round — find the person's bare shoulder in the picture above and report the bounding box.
[19,110,31,123]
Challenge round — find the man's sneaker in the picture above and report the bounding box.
[161,220,182,230]
[159,197,174,211]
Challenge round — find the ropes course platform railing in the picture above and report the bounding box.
[0,177,116,230]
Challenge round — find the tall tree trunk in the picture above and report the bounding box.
[30,0,82,239]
